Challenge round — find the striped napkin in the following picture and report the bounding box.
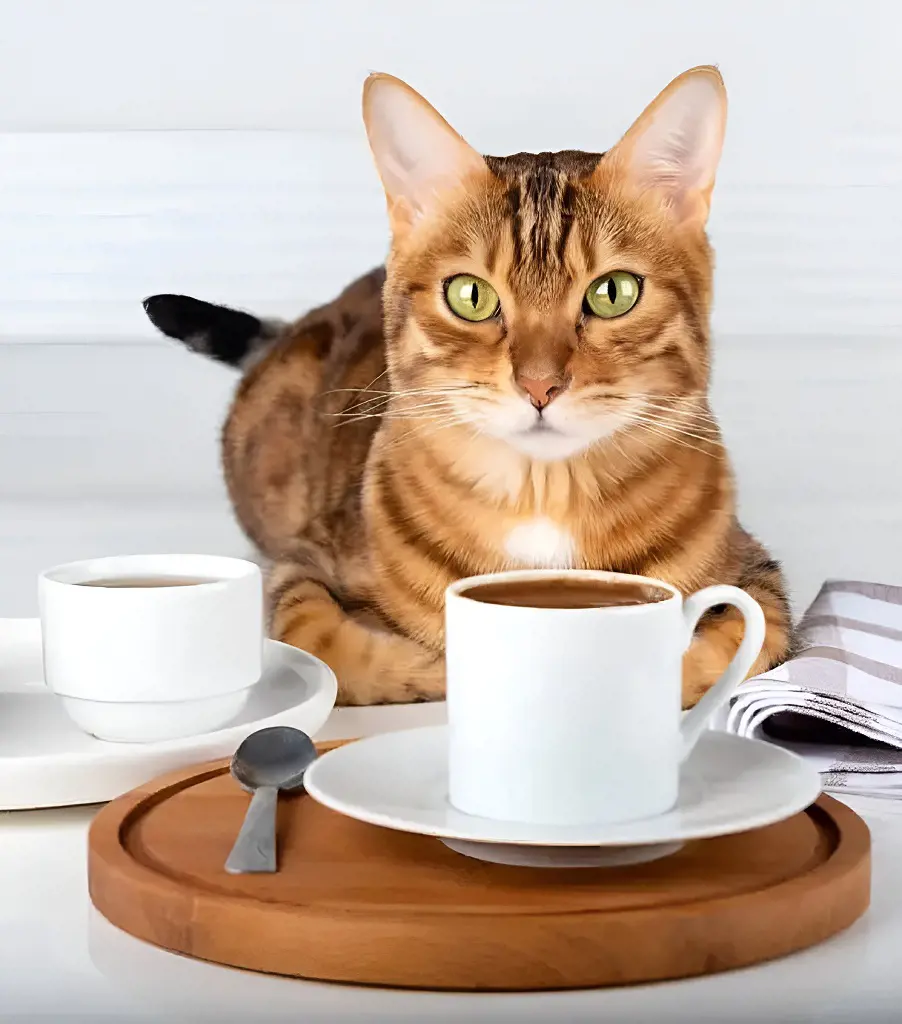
[726,580,902,798]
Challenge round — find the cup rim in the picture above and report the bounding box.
[39,553,260,588]
[445,568,680,611]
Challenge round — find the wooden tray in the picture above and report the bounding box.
[88,747,871,991]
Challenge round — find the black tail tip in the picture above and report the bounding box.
[143,293,206,340]
[142,293,264,366]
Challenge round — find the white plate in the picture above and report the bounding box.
[0,618,337,810]
[304,724,823,866]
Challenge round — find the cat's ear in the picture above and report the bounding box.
[362,73,486,233]
[609,66,727,227]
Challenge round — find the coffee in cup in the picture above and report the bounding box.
[458,575,670,609]
[76,576,214,588]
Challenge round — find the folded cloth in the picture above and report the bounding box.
[726,580,902,798]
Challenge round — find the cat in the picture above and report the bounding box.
[144,66,794,707]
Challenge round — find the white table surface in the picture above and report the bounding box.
[0,702,897,1024]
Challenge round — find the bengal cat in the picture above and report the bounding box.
[144,66,794,706]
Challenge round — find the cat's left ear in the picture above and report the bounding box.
[362,74,486,234]
[608,66,727,227]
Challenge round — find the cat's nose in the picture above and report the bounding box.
[517,375,569,410]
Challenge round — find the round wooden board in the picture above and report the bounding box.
[88,744,871,992]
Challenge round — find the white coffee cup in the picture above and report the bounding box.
[445,569,766,827]
[39,554,263,743]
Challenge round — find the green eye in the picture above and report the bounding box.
[584,272,641,318]
[444,274,500,322]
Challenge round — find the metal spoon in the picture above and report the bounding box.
[224,726,317,875]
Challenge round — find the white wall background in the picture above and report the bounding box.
[0,0,899,615]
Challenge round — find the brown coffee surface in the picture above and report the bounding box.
[460,576,671,609]
[78,576,215,588]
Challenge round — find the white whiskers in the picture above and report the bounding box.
[325,383,479,419]
[627,394,721,457]
[590,391,722,459]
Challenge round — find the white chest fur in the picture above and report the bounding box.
[503,517,575,569]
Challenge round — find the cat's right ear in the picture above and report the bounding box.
[362,74,486,235]
[143,294,277,368]
[608,66,727,228]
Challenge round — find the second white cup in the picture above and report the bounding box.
[39,554,264,743]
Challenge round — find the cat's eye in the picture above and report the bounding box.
[444,275,500,322]
[584,272,641,319]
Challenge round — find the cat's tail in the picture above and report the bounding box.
[143,294,283,370]
[267,563,445,706]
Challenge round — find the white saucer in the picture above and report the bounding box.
[304,724,823,868]
[0,618,337,810]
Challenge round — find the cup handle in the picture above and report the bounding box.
[679,585,766,762]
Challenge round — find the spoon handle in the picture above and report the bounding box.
[225,786,279,874]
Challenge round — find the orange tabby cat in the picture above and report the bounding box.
[145,67,793,706]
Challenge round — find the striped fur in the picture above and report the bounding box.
[145,68,794,706]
